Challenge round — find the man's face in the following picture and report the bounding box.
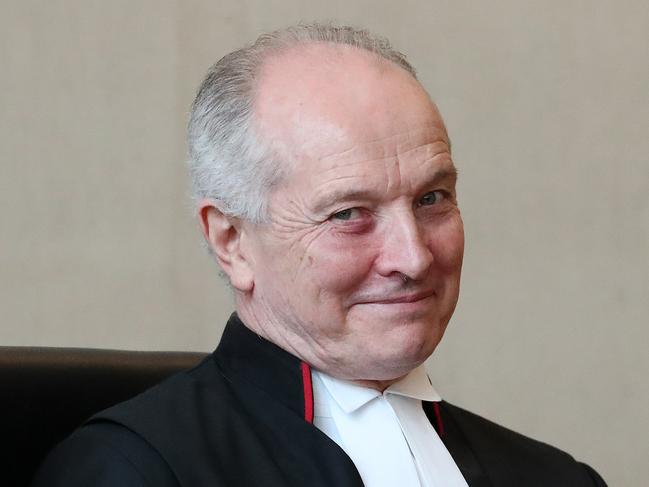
[237,46,464,382]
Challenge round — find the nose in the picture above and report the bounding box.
[375,213,434,281]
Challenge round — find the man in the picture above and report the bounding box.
[33,24,606,486]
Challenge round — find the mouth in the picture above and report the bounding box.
[356,290,436,305]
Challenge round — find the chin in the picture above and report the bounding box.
[363,356,427,382]
[370,330,442,379]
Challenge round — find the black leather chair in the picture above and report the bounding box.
[0,346,207,487]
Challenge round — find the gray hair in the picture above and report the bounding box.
[187,23,417,223]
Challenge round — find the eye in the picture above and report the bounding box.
[418,190,444,206]
[330,208,361,221]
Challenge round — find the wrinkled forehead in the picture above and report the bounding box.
[252,43,448,167]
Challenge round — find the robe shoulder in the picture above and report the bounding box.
[443,402,607,486]
[31,421,180,487]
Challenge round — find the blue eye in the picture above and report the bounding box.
[331,208,355,220]
[419,191,443,206]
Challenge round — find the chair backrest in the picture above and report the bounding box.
[0,346,207,487]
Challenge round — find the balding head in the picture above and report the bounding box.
[254,42,439,173]
[188,24,417,223]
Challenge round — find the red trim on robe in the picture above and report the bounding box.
[432,401,445,438]
[300,361,314,424]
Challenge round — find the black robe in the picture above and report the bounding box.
[33,314,606,486]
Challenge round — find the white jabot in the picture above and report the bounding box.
[312,366,469,487]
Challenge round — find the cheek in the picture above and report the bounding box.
[430,216,465,270]
[305,236,378,294]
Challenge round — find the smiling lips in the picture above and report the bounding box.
[357,290,436,305]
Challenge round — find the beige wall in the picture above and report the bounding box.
[2,1,647,484]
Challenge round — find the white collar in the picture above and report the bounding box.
[316,364,442,414]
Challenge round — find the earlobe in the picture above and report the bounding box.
[197,200,254,292]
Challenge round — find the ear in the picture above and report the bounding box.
[197,199,254,292]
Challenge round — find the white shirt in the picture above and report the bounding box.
[312,366,469,487]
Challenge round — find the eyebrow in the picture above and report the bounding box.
[311,166,458,213]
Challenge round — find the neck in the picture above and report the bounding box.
[235,301,411,392]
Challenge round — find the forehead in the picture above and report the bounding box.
[253,43,452,208]
[254,43,447,158]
